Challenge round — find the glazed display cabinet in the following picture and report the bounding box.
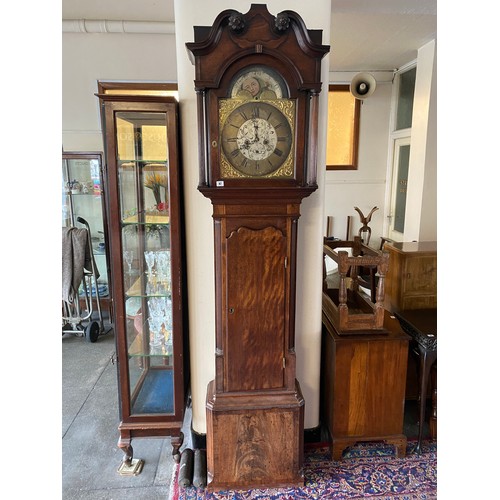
[98,94,187,474]
[62,151,111,318]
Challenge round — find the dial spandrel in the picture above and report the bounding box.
[219,99,295,178]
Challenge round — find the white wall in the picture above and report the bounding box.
[326,42,437,247]
[62,32,178,151]
[419,43,437,241]
[324,81,392,245]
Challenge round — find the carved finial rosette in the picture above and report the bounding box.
[228,11,245,33]
[274,12,290,32]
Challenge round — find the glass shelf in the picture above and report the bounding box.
[128,331,174,359]
[125,275,172,298]
[122,213,170,225]
[66,192,101,196]
[119,160,168,164]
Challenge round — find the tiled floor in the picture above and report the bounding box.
[62,321,191,499]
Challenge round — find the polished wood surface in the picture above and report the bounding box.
[321,310,409,460]
[225,226,286,392]
[206,381,304,490]
[186,4,329,490]
[211,202,302,396]
[383,241,437,313]
[186,4,329,190]
[206,203,306,490]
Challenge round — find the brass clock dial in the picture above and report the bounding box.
[220,100,294,178]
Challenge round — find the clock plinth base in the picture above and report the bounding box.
[205,380,305,491]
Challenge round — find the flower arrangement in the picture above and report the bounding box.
[144,172,167,204]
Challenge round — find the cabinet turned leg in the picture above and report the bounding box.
[172,432,184,463]
[118,437,134,465]
[416,350,437,454]
[117,437,144,476]
[429,388,437,440]
[430,366,437,439]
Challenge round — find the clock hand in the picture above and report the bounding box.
[253,120,260,143]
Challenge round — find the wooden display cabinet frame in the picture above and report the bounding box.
[97,93,188,472]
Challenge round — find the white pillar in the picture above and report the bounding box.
[174,0,331,434]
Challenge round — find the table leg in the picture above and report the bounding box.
[416,348,437,454]
[430,365,437,439]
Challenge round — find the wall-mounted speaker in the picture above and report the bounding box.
[350,73,377,99]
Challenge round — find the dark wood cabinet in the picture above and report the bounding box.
[97,94,187,474]
[383,241,437,313]
[321,310,409,461]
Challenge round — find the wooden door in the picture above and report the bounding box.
[224,226,287,392]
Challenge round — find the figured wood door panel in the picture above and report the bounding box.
[225,226,286,392]
[403,256,437,294]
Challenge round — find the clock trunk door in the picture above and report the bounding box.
[225,226,286,392]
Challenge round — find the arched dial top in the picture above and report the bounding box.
[219,99,295,178]
[229,65,288,99]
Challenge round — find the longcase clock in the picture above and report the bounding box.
[186,4,329,490]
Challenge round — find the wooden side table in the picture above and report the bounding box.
[395,309,437,454]
[321,310,410,461]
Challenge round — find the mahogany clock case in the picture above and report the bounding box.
[186,4,329,491]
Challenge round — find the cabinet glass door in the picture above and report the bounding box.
[117,111,176,415]
[62,152,109,297]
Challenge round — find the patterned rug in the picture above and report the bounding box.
[170,440,437,499]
